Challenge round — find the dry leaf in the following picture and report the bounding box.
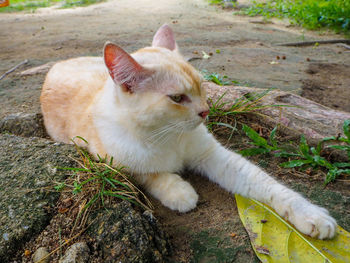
[58,207,69,214]
[235,194,350,263]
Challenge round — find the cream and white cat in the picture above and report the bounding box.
[41,24,336,239]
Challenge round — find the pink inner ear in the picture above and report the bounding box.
[104,42,147,92]
[152,24,176,51]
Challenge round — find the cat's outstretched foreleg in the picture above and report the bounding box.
[136,172,198,213]
[192,139,337,239]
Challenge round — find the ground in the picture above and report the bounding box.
[0,0,350,262]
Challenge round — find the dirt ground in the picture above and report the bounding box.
[1,0,350,262]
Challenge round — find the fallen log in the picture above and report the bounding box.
[204,82,350,140]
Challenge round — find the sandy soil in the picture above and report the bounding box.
[1,0,350,262]
[1,0,350,118]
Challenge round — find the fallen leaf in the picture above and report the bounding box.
[235,194,350,263]
[202,51,211,59]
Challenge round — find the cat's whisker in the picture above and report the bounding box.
[147,122,179,142]
[149,120,193,146]
[146,123,180,146]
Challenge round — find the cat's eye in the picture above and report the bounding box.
[168,94,189,104]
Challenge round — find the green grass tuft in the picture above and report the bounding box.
[207,89,287,134]
[55,137,153,217]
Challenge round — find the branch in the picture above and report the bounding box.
[336,43,350,50]
[0,59,29,81]
[276,39,350,47]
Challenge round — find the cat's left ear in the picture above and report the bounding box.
[104,42,152,93]
[152,24,177,51]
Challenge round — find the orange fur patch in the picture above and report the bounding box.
[177,62,202,96]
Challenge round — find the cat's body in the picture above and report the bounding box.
[41,25,336,239]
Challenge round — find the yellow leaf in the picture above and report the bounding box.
[235,194,350,263]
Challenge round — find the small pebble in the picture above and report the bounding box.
[32,247,50,263]
[59,242,90,263]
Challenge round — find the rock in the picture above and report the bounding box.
[32,247,50,263]
[0,112,47,138]
[88,201,171,263]
[59,242,90,263]
[0,134,78,262]
[204,82,350,140]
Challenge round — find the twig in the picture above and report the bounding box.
[276,39,350,47]
[0,59,28,80]
[336,43,350,50]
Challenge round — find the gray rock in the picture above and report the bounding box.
[59,242,90,263]
[0,134,78,262]
[88,201,171,263]
[0,112,47,138]
[32,247,50,263]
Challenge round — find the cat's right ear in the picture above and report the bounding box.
[104,42,151,93]
[152,24,177,51]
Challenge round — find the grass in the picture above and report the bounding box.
[0,0,105,13]
[237,0,350,33]
[55,136,152,230]
[240,120,350,184]
[206,86,288,138]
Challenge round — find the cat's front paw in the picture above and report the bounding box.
[288,201,337,239]
[161,180,198,213]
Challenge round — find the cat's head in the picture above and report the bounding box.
[103,24,209,133]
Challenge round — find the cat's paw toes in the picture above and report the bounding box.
[162,181,198,213]
[292,205,337,239]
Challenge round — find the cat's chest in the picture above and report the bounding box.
[113,136,186,174]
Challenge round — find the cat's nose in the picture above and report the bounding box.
[198,110,209,119]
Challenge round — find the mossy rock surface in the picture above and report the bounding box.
[0,134,77,262]
[88,201,172,263]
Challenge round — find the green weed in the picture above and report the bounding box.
[237,0,350,33]
[241,120,350,184]
[240,124,283,156]
[202,70,232,86]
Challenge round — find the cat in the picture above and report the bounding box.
[41,24,336,239]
